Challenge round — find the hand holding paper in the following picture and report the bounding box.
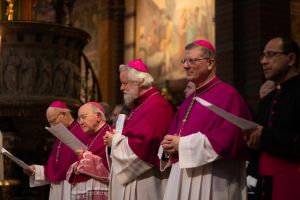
[1,147,34,172]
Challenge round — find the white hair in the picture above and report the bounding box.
[89,104,106,121]
[119,65,154,89]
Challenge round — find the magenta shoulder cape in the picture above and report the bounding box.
[44,120,88,181]
[169,77,251,161]
[123,88,174,167]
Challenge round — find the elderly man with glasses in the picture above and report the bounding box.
[161,40,252,200]
[24,101,88,200]
[244,37,300,200]
[67,102,112,200]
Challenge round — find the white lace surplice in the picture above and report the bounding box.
[109,134,169,200]
[162,132,247,200]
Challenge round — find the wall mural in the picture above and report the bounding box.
[135,0,215,85]
[291,0,300,64]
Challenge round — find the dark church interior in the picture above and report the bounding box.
[0,0,299,199]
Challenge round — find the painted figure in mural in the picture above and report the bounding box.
[244,37,300,200]
[159,13,174,77]
[67,102,111,200]
[24,101,88,200]
[137,26,147,62]
[161,40,251,200]
[104,59,174,200]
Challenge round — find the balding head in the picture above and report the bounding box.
[46,106,73,127]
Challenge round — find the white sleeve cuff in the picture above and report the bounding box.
[111,134,152,185]
[179,132,218,168]
[29,165,49,187]
[247,175,257,188]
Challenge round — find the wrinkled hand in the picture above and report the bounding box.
[243,126,263,149]
[23,165,35,176]
[161,134,180,155]
[103,130,116,147]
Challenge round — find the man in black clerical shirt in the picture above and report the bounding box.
[245,37,300,200]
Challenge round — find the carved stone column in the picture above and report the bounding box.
[98,0,125,106]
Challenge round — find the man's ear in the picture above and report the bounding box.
[96,112,101,120]
[208,59,215,70]
[287,52,296,67]
[138,78,145,86]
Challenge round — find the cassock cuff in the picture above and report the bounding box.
[179,132,218,168]
[29,165,49,187]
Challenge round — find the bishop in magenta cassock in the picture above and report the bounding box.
[26,101,88,200]
[104,59,174,200]
[161,40,252,200]
[67,102,111,200]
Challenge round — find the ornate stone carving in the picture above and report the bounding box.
[0,21,90,116]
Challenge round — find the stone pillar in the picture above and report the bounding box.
[215,0,291,109]
[98,0,125,106]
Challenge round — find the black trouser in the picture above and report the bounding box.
[256,176,273,200]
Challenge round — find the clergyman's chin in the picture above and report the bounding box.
[123,94,135,108]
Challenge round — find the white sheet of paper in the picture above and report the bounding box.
[157,145,164,159]
[1,147,33,172]
[45,123,87,151]
[115,114,126,135]
[195,97,259,130]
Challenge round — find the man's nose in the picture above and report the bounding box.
[183,62,190,69]
[260,55,268,65]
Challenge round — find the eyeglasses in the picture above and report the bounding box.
[259,51,289,61]
[181,57,209,64]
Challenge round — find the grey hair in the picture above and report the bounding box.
[119,65,154,89]
[90,104,106,121]
[185,43,216,58]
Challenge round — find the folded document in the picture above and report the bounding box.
[195,97,259,130]
[1,147,34,172]
[45,123,87,151]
